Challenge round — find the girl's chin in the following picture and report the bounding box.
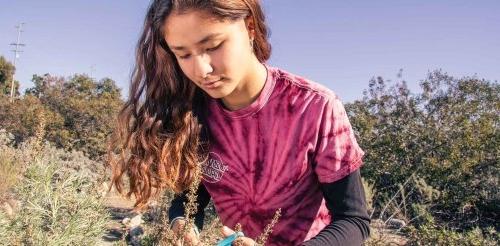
[203,84,234,99]
[204,87,229,99]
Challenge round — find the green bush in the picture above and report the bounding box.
[139,71,499,245]
[406,224,499,246]
[0,140,109,245]
[0,73,123,160]
[346,70,499,239]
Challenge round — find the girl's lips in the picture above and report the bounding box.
[203,78,222,85]
[203,79,223,89]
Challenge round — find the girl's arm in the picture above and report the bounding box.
[168,182,212,230]
[302,169,371,246]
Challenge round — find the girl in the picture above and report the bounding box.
[110,0,370,245]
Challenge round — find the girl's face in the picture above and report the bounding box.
[164,10,255,99]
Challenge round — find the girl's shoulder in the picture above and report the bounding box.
[270,65,341,104]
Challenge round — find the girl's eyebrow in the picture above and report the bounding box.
[170,33,224,51]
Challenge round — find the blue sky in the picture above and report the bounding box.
[1,0,499,102]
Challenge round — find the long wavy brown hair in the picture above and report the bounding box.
[107,0,271,209]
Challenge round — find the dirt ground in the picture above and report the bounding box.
[100,191,137,246]
[99,192,409,246]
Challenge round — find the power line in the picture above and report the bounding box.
[9,22,26,102]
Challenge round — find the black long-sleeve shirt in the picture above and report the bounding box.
[168,169,370,245]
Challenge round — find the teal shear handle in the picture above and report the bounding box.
[216,231,244,246]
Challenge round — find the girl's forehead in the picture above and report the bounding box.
[164,11,242,47]
[165,10,226,35]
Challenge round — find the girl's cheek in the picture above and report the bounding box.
[178,61,198,86]
[218,45,240,71]
[177,62,189,78]
[206,49,227,75]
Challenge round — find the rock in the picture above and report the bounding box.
[386,218,406,229]
[122,217,131,225]
[126,226,144,246]
[129,214,143,228]
[129,226,144,237]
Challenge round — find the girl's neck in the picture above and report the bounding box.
[220,58,267,111]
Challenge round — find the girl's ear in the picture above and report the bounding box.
[244,15,256,40]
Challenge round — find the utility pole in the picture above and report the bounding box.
[90,64,96,80]
[9,22,26,102]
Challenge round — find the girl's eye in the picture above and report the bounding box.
[178,42,223,60]
[206,42,223,52]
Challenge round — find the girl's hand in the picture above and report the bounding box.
[172,219,203,246]
[221,226,256,246]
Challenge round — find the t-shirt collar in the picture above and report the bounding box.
[211,63,276,119]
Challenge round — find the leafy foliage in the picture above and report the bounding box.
[346,70,499,242]
[1,73,123,159]
[0,132,109,245]
[0,56,19,97]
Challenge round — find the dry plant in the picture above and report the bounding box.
[144,164,283,246]
[254,208,282,245]
[365,172,442,245]
[0,130,20,201]
[31,110,46,158]
[0,110,46,202]
[377,173,413,222]
[141,165,201,246]
[0,109,110,245]
[178,164,202,245]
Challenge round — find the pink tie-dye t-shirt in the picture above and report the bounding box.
[200,64,365,246]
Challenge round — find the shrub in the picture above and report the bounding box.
[347,71,499,229]
[0,141,109,245]
[406,224,499,246]
[0,130,19,200]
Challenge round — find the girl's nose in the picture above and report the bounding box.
[193,54,213,80]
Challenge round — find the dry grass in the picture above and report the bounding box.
[365,219,408,246]
[0,140,20,201]
[0,158,109,245]
[0,111,110,245]
[0,109,47,202]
